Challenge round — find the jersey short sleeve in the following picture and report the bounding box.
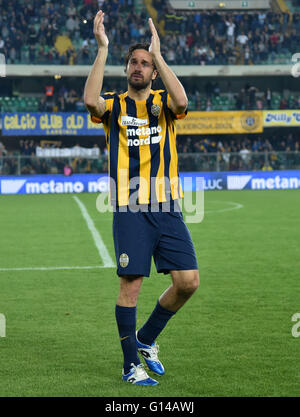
[163,91,188,120]
[90,92,115,125]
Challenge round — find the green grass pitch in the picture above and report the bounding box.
[0,190,300,397]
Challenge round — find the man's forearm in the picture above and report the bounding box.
[153,54,188,113]
[84,46,108,108]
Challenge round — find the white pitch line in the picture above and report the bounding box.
[73,196,115,268]
[205,201,244,214]
[0,266,112,272]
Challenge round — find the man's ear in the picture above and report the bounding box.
[152,69,159,80]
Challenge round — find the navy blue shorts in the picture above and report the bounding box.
[113,203,198,277]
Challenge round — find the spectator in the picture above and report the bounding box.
[265,88,272,109]
[0,36,4,54]
[9,47,17,64]
[67,2,77,17]
[225,17,236,46]
[240,144,251,168]
[0,141,7,157]
[248,86,258,109]
[237,31,248,46]
[256,97,264,110]
[243,45,251,65]
[206,98,212,111]
[66,16,77,33]
[280,97,288,109]
[236,89,245,110]
[65,88,78,111]
[166,47,176,65]
[64,163,73,176]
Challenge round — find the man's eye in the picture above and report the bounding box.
[130,60,151,67]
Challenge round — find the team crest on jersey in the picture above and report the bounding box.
[151,104,161,117]
[119,253,129,268]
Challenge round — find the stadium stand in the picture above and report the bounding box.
[0,0,299,137]
[1,0,299,65]
[0,0,300,178]
[0,71,299,114]
[147,0,299,65]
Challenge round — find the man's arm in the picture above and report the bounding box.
[84,10,109,119]
[148,18,188,115]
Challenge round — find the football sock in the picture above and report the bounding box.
[137,300,176,346]
[115,305,140,374]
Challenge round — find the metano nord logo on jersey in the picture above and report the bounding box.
[124,119,163,147]
[240,112,260,131]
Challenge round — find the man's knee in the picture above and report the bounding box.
[118,275,143,306]
[172,270,200,298]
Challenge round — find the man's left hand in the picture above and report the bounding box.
[149,18,161,59]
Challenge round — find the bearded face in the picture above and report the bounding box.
[126,49,157,91]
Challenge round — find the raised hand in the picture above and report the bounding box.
[148,18,161,58]
[94,10,109,48]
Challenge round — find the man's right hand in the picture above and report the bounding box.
[94,10,109,48]
[84,10,108,118]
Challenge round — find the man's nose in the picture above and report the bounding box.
[133,62,142,71]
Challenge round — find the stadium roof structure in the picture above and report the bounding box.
[4,64,293,78]
[169,0,270,10]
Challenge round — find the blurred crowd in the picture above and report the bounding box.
[39,84,85,112]
[188,83,300,111]
[1,0,300,66]
[177,132,300,154]
[156,3,300,65]
[0,0,148,65]
[1,133,300,175]
[35,80,300,113]
[178,133,300,171]
[0,139,108,175]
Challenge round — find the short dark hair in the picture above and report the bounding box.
[124,43,157,72]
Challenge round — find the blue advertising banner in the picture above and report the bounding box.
[0,174,109,195]
[180,170,300,191]
[1,113,105,136]
[1,171,300,195]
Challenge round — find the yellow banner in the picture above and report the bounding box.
[177,111,263,134]
[263,110,300,127]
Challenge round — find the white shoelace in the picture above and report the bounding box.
[130,363,148,380]
[149,343,159,359]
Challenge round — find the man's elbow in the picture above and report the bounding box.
[175,99,188,114]
[84,95,97,111]
[84,100,101,117]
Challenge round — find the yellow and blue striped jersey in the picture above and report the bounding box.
[91,89,186,206]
